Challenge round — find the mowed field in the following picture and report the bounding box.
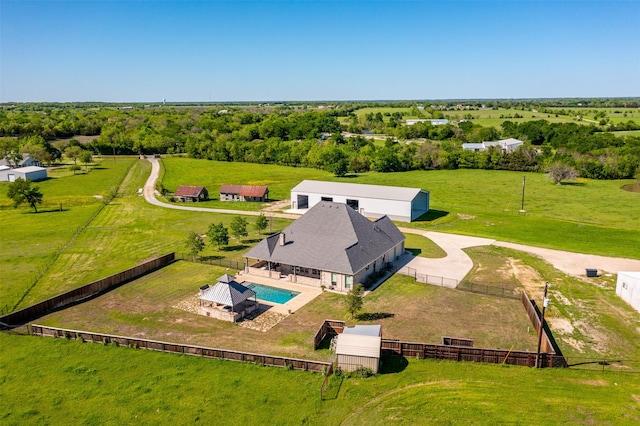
[3,331,638,425]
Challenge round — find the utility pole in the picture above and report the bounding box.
[535,282,550,368]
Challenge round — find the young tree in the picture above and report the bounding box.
[185,231,205,260]
[7,178,44,213]
[80,150,93,170]
[230,216,248,240]
[345,284,365,319]
[207,222,229,249]
[254,213,268,234]
[64,145,83,165]
[546,161,578,185]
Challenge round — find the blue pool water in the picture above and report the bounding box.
[245,283,300,304]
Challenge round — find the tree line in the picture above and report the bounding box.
[1,103,638,180]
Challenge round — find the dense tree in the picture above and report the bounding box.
[7,178,43,213]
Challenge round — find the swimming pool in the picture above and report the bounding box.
[245,283,300,304]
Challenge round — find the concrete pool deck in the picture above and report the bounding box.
[236,272,323,314]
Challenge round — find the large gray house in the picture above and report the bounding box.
[290,180,429,222]
[243,201,405,292]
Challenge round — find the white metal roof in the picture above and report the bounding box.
[291,180,426,203]
[16,166,46,173]
[618,271,640,278]
[335,333,381,358]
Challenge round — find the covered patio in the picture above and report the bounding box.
[244,259,322,286]
[198,274,259,322]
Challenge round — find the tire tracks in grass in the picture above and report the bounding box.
[13,160,137,309]
[339,380,460,425]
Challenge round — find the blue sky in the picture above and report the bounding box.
[1,0,639,102]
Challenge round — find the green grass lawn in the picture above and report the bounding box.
[2,331,638,425]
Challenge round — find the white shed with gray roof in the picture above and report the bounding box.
[290,180,429,222]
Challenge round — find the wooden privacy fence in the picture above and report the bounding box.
[313,319,346,349]
[520,290,557,354]
[381,340,566,368]
[0,253,175,328]
[30,324,331,374]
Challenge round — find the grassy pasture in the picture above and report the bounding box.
[0,157,138,311]
[159,159,640,258]
[2,331,639,425]
[13,160,292,308]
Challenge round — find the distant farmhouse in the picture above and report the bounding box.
[462,138,524,153]
[244,201,405,292]
[174,185,209,202]
[220,185,269,202]
[0,154,42,169]
[405,119,449,126]
[616,272,640,312]
[0,165,47,182]
[290,180,429,222]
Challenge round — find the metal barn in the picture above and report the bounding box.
[290,180,429,222]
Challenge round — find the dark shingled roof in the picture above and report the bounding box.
[244,202,405,275]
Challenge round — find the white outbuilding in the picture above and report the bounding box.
[0,166,48,182]
[290,180,429,222]
[616,272,640,312]
[335,325,382,374]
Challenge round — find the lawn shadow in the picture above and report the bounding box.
[222,244,248,252]
[356,312,395,321]
[561,182,585,187]
[413,209,449,222]
[242,238,263,244]
[321,375,343,401]
[38,207,71,214]
[406,248,422,256]
[379,354,409,374]
[198,255,224,262]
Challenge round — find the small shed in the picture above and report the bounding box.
[335,325,382,374]
[616,271,640,312]
[0,166,48,182]
[175,185,208,202]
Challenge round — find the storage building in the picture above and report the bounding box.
[290,180,429,222]
[616,271,640,312]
